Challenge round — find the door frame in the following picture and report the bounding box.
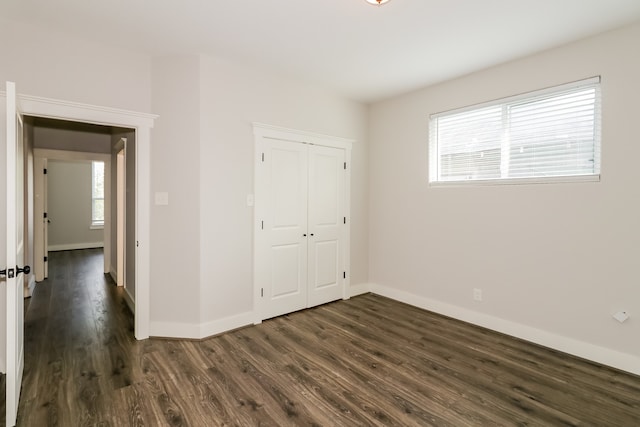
[252,123,353,324]
[115,141,126,289]
[19,93,156,340]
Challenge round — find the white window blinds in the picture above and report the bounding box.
[429,77,601,184]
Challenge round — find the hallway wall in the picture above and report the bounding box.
[47,160,103,251]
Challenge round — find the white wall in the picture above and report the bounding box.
[368,22,640,373]
[150,56,202,329]
[33,126,112,154]
[0,18,151,112]
[198,55,369,329]
[148,54,368,336]
[47,160,104,250]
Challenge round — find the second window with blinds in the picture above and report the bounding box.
[91,160,105,228]
[429,77,601,185]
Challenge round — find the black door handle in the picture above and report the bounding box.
[16,265,30,275]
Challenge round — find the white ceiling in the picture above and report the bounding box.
[4,0,640,103]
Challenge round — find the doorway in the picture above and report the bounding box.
[33,146,113,283]
[18,94,155,339]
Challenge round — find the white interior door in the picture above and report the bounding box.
[5,81,26,427]
[258,140,309,320]
[307,145,345,307]
[256,134,348,321]
[43,159,48,279]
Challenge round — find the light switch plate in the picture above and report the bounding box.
[155,192,169,206]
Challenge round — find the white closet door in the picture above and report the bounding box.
[259,140,309,320]
[307,145,345,307]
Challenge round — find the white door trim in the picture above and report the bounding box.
[19,94,156,340]
[252,123,353,324]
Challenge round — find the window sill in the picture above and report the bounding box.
[429,174,600,188]
[90,223,104,230]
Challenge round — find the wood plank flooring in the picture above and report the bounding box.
[11,248,640,426]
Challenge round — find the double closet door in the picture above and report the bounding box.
[254,127,351,322]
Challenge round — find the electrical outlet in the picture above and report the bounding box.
[473,288,482,301]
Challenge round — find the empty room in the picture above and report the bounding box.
[1,1,639,426]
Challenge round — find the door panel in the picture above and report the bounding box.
[5,81,25,427]
[307,145,345,307]
[312,240,339,289]
[259,140,308,320]
[271,244,304,298]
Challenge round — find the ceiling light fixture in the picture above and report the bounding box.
[365,0,390,5]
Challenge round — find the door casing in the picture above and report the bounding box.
[17,93,156,340]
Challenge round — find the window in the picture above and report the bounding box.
[429,77,601,185]
[91,161,104,228]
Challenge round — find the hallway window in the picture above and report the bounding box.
[92,161,105,228]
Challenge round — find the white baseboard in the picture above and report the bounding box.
[150,311,254,340]
[369,283,640,376]
[48,242,104,252]
[150,321,202,340]
[26,275,36,298]
[349,282,371,298]
[200,311,254,339]
[109,267,118,284]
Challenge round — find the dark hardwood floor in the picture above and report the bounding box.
[12,249,640,426]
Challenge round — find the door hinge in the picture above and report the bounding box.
[343,272,346,279]
[344,162,347,170]
[261,153,265,162]
[44,212,48,219]
[261,220,264,230]
[261,288,264,297]
[44,256,48,262]
[343,217,346,224]
[43,168,47,174]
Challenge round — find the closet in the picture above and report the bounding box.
[253,124,352,322]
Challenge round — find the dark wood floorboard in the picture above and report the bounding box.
[11,248,640,426]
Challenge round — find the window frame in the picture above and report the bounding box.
[428,76,602,187]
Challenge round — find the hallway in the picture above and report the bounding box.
[17,249,152,425]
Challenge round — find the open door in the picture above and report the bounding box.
[4,81,27,426]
